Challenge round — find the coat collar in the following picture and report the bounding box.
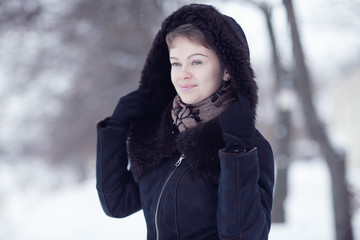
[128,102,224,183]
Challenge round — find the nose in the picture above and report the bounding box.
[181,66,192,80]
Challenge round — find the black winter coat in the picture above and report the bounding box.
[96,4,274,240]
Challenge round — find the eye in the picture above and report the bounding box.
[192,60,202,66]
[171,62,181,67]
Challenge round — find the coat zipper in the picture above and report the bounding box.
[154,154,185,240]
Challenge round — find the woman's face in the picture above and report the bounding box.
[169,37,227,104]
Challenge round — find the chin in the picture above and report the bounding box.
[179,96,194,105]
[181,99,193,105]
[181,97,202,105]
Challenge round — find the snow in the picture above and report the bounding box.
[15,184,146,240]
[1,0,359,239]
[270,159,334,239]
[0,174,147,240]
[1,159,358,240]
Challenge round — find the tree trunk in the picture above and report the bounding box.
[258,3,293,223]
[283,0,353,239]
[272,111,291,223]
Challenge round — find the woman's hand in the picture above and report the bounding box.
[219,93,255,153]
[110,88,152,127]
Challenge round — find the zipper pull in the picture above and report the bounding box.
[175,154,185,167]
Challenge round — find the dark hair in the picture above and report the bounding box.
[165,24,210,49]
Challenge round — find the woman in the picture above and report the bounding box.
[96,4,274,240]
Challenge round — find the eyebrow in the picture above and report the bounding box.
[170,53,208,60]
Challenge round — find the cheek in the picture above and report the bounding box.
[208,67,223,86]
[170,70,176,85]
[209,80,222,94]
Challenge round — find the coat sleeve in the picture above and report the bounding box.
[217,132,274,240]
[96,118,142,218]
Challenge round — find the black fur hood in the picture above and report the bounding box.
[128,4,259,182]
[139,3,258,116]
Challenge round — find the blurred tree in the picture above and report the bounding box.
[44,0,167,179]
[258,3,293,223]
[0,0,42,29]
[283,0,353,239]
[240,0,355,238]
[0,0,166,180]
[241,0,294,223]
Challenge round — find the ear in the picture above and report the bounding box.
[223,70,231,81]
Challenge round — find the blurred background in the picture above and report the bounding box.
[0,0,359,239]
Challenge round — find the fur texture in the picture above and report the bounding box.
[128,4,259,181]
[128,103,224,182]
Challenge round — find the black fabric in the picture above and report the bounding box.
[219,92,255,153]
[96,124,142,217]
[109,88,152,127]
[129,102,224,183]
[96,121,274,239]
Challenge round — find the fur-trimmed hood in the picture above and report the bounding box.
[128,4,259,182]
[138,3,258,116]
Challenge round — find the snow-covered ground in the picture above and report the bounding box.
[1,159,359,240]
[0,1,359,238]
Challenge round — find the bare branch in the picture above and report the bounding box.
[0,0,42,29]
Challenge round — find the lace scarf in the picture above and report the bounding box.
[171,81,236,132]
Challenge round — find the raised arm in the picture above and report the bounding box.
[96,88,151,218]
[217,93,274,240]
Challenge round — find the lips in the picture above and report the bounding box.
[179,84,197,91]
